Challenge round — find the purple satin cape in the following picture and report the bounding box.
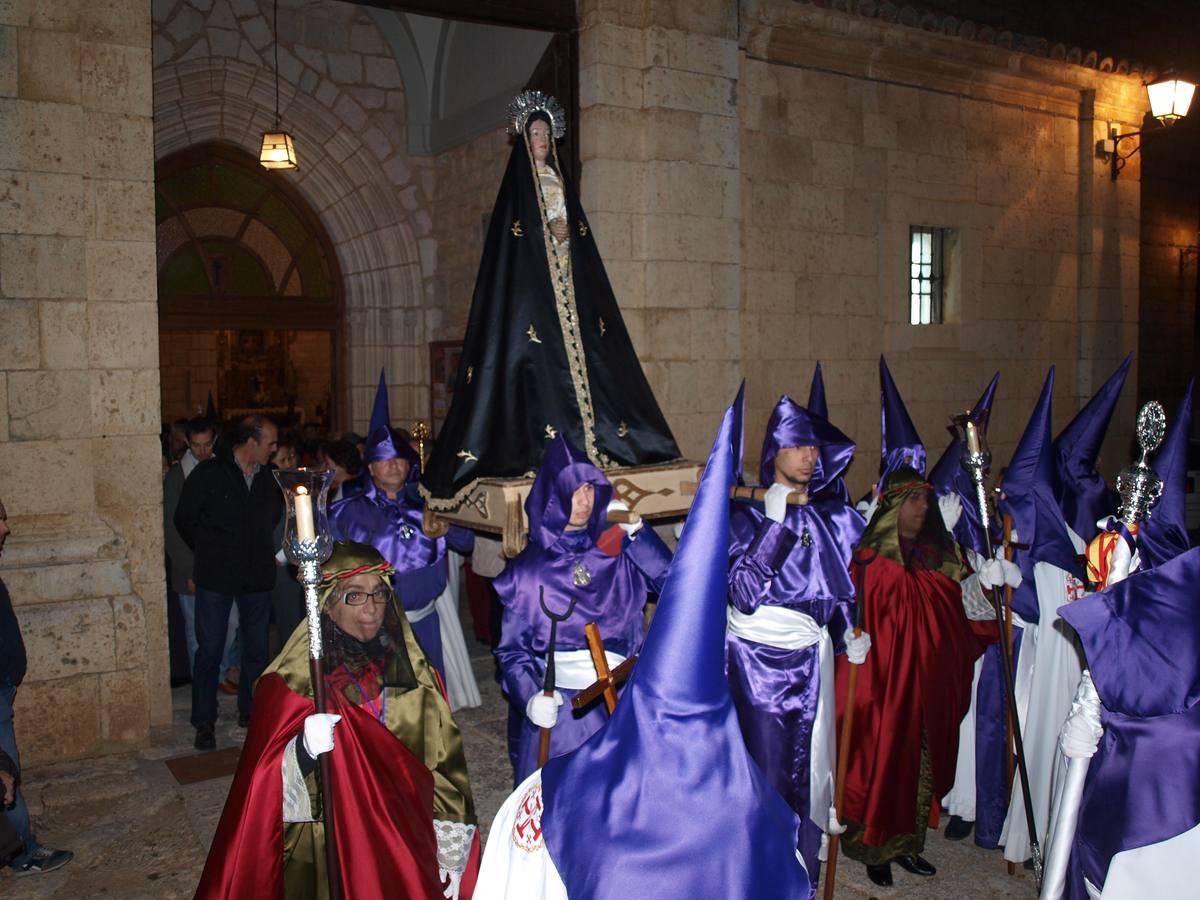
[493,527,670,784]
[329,481,473,673]
[972,629,1023,847]
[1060,545,1200,895]
[542,404,810,900]
[493,436,670,783]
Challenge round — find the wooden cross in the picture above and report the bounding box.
[571,622,637,714]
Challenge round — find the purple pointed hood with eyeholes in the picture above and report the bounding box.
[524,435,613,550]
[998,367,1083,579]
[880,356,926,485]
[1053,354,1132,540]
[540,402,810,900]
[760,394,856,496]
[928,372,1000,555]
[1138,379,1194,569]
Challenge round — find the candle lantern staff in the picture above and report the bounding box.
[952,414,1044,887]
[273,467,343,900]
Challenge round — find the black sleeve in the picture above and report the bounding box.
[0,749,17,783]
[0,581,27,688]
[292,734,318,777]
[173,466,205,550]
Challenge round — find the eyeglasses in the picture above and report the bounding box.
[342,588,392,606]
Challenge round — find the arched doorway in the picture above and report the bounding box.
[155,142,344,431]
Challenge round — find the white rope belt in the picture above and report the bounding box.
[727,604,835,836]
[542,648,626,691]
[405,598,438,624]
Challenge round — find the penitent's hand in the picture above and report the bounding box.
[302,713,342,758]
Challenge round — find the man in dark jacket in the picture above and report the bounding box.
[0,496,73,875]
[176,416,282,750]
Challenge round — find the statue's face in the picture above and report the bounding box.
[528,119,551,165]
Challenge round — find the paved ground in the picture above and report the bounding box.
[1,642,1038,899]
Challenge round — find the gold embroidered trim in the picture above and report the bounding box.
[527,325,542,344]
[511,220,524,237]
[466,366,473,384]
[545,424,557,439]
[457,449,478,463]
[527,142,610,468]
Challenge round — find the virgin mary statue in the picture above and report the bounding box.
[421,91,680,507]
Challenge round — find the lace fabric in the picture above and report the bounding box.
[434,819,477,875]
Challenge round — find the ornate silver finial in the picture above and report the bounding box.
[1116,401,1166,524]
[507,90,567,140]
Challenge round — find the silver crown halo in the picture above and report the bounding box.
[507,90,566,140]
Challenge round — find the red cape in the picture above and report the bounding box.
[196,672,479,899]
[835,549,995,846]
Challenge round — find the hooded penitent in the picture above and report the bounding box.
[492,436,671,786]
[928,372,999,556]
[835,468,990,854]
[421,93,678,507]
[195,541,477,900]
[1053,354,1131,542]
[726,393,863,890]
[879,357,926,486]
[539,405,811,900]
[331,377,473,677]
[1059,544,1200,899]
[997,367,1085,620]
[1137,379,1193,570]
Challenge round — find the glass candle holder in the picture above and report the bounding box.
[274,467,335,565]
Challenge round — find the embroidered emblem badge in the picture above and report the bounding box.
[512,783,544,852]
[457,449,478,463]
[545,424,557,440]
[527,324,542,344]
[399,524,415,541]
[511,220,524,237]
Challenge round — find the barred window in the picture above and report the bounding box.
[909,226,944,325]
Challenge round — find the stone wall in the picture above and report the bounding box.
[577,0,1146,496]
[577,0,744,461]
[0,1,165,763]
[152,0,434,432]
[739,0,1144,493]
[429,126,511,345]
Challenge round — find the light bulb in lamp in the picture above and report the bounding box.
[1146,76,1196,126]
[260,131,298,170]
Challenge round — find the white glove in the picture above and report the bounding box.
[1060,670,1102,760]
[845,631,871,665]
[526,691,563,728]
[978,558,1005,589]
[938,493,963,532]
[1106,537,1140,586]
[827,805,847,835]
[440,869,462,900]
[764,482,791,524]
[607,498,642,536]
[998,558,1022,588]
[302,713,342,758]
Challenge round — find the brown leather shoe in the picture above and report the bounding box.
[218,678,239,695]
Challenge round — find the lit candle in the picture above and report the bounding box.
[294,485,316,542]
[966,422,982,455]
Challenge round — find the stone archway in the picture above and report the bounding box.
[152,2,435,428]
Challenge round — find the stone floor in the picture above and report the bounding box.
[1,644,1038,899]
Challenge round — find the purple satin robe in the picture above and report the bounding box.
[493,437,671,786]
[329,481,473,675]
[726,397,862,894]
[1060,546,1200,898]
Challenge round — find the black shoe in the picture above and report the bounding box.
[944,815,973,841]
[12,846,73,876]
[895,854,937,876]
[237,714,250,728]
[194,723,216,751]
[866,862,893,886]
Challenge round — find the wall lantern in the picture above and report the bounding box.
[260,0,298,170]
[1101,72,1195,180]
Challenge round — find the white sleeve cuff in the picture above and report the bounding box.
[434,819,477,876]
